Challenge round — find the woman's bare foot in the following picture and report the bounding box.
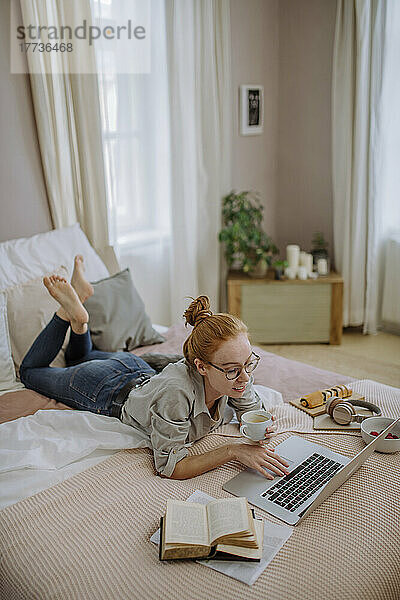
[43,275,89,334]
[70,255,94,303]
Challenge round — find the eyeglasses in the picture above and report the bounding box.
[206,352,260,380]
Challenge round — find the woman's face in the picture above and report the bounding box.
[195,333,253,399]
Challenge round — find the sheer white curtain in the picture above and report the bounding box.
[165,0,232,320]
[372,2,400,331]
[93,0,232,325]
[92,0,172,325]
[20,0,111,256]
[332,0,400,333]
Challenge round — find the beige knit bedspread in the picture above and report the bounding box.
[1,382,399,600]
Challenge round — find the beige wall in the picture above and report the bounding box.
[0,1,52,243]
[277,0,337,258]
[230,0,279,243]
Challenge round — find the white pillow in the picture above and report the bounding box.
[6,266,70,371]
[0,293,18,391]
[0,224,108,291]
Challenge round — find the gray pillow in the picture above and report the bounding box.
[85,268,164,351]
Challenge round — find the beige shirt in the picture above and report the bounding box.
[120,360,261,477]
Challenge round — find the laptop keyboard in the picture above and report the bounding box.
[261,453,343,512]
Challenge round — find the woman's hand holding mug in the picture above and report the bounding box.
[235,409,288,478]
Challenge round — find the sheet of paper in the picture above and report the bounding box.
[150,490,293,586]
[202,522,293,586]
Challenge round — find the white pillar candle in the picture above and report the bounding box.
[317,258,328,275]
[286,245,300,269]
[299,251,308,267]
[305,253,313,275]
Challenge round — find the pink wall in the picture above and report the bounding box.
[0,1,52,243]
[230,0,279,244]
[277,0,337,258]
[230,0,337,259]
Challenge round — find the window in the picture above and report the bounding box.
[92,0,171,247]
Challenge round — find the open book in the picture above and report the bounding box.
[159,497,264,561]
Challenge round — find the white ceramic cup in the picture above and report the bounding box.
[285,266,297,279]
[297,266,308,280]
[240,409,273,441]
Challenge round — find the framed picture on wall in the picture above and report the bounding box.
[240,84,264,135]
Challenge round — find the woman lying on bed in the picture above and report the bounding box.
[20,256,289,481]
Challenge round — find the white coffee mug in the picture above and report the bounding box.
[240,409,273,441]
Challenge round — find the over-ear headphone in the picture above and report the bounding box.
[326,396,382,425]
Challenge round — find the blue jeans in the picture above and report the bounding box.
[20,314,156,416]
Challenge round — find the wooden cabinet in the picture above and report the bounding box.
[227,272,343,345]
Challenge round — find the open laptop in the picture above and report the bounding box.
[223,418,400,526]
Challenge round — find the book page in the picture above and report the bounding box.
[165,500,208,546]
[207,497,249,543]
[216,519,264,559]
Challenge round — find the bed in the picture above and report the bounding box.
[0,226,399,600]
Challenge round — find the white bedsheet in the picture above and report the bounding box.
[0,385,282,511]
[0,410,146,511]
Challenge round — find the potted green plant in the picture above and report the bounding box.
[219,191,278,278]
[311,232,329,267]
[272,259,288,280]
